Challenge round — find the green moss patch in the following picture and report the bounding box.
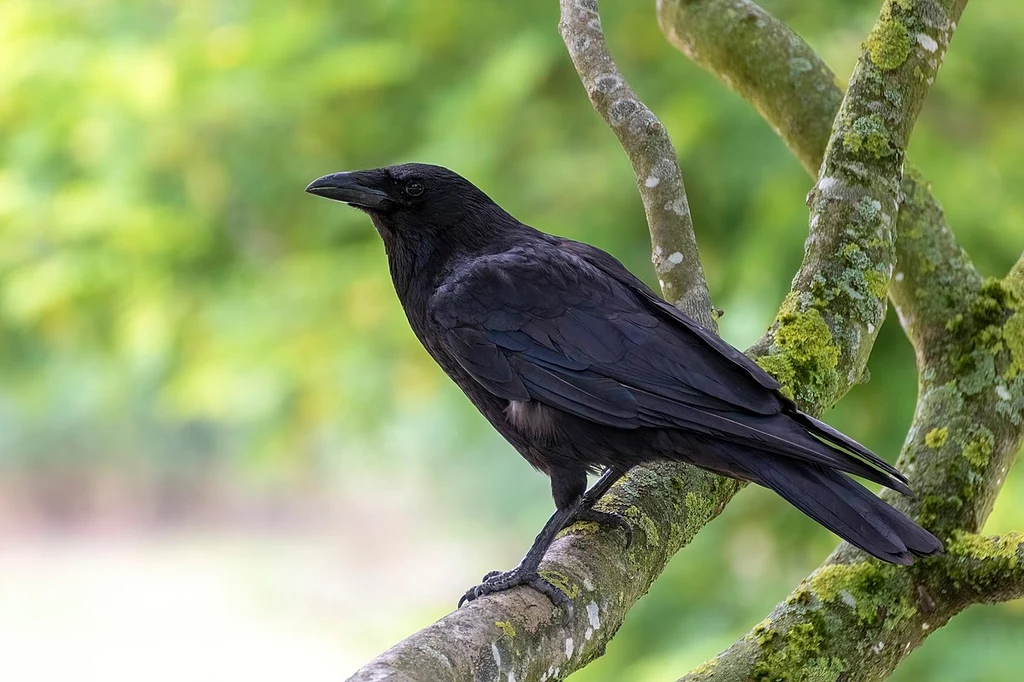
[945,532,1023,593]
[865,270,890,299]
[538,569,580,600]
[623,505,660,547]
[843,114,893,159]
[757,306,841,408]
[962,434,994,470]
[947,532,1021,565]
[556,520,602,540]
[752,622,846,682]
[494,621,516,639]
[1005,312,1024,378]
[808,562,914,628]
[866,18,911,71]
[924,427,948,448]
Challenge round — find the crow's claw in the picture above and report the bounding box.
[458,568,572,613]
[576,508,633,549]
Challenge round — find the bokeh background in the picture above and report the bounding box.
[1,0,1022,680]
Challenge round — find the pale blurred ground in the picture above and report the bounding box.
[0,476,484,681]
[0,464,1020,681]
[1,533,362,681]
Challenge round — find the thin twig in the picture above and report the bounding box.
[558,0,715,329]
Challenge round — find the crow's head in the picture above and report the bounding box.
[306,163,517,292]
[306,163,508,237]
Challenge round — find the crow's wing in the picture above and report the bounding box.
[429,242,909,489]
[431,246,779,425]
[559,240,912,488]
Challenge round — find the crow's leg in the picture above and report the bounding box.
[458,467,630,609]
[458,467,585,610]
[572,467,631,548]
[458,503,577,610]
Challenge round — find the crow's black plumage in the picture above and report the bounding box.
[306,163,942,606]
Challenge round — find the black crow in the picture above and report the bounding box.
[306,163,942,607]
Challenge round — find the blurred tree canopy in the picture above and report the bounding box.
[1,1,1022,679]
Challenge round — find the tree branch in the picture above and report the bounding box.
[679,339,1023,682]
[657,0,981,353]
[677,534,1024,682]
[748,0,965,411]
[887,168,982,363]
[1009,252,1024,296]
[656,2,1024,680]
[348,463,743,682]
[558,0,716,329]
[657,0,840,179]
[938,533,1024,606]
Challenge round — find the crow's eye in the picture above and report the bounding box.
[404,181,425,198]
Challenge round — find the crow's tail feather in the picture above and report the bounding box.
[756,457,942,564]
[728,411,916,498]
[690,442,943,564]
[793,411,912,491]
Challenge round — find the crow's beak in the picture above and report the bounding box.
[305,171,392,209]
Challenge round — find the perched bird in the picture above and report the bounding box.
[306,163,942,607]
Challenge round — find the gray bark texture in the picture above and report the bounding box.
[347,1,1024,680]
[558,0,716,329]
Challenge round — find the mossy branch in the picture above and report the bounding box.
[347,463,745,682]
[743,0,967,412]
[679,314,1024,681]
[657,1,1024,681]
[557,0,716,330]
[1009,253,1024,295]
[938,533,1024,605]
[657,0,979,352]
[677,533,1024,682]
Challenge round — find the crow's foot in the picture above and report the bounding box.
[574,508,633,549]
[458,568,571,611]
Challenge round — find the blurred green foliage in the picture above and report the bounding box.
[0,0,1022,679]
